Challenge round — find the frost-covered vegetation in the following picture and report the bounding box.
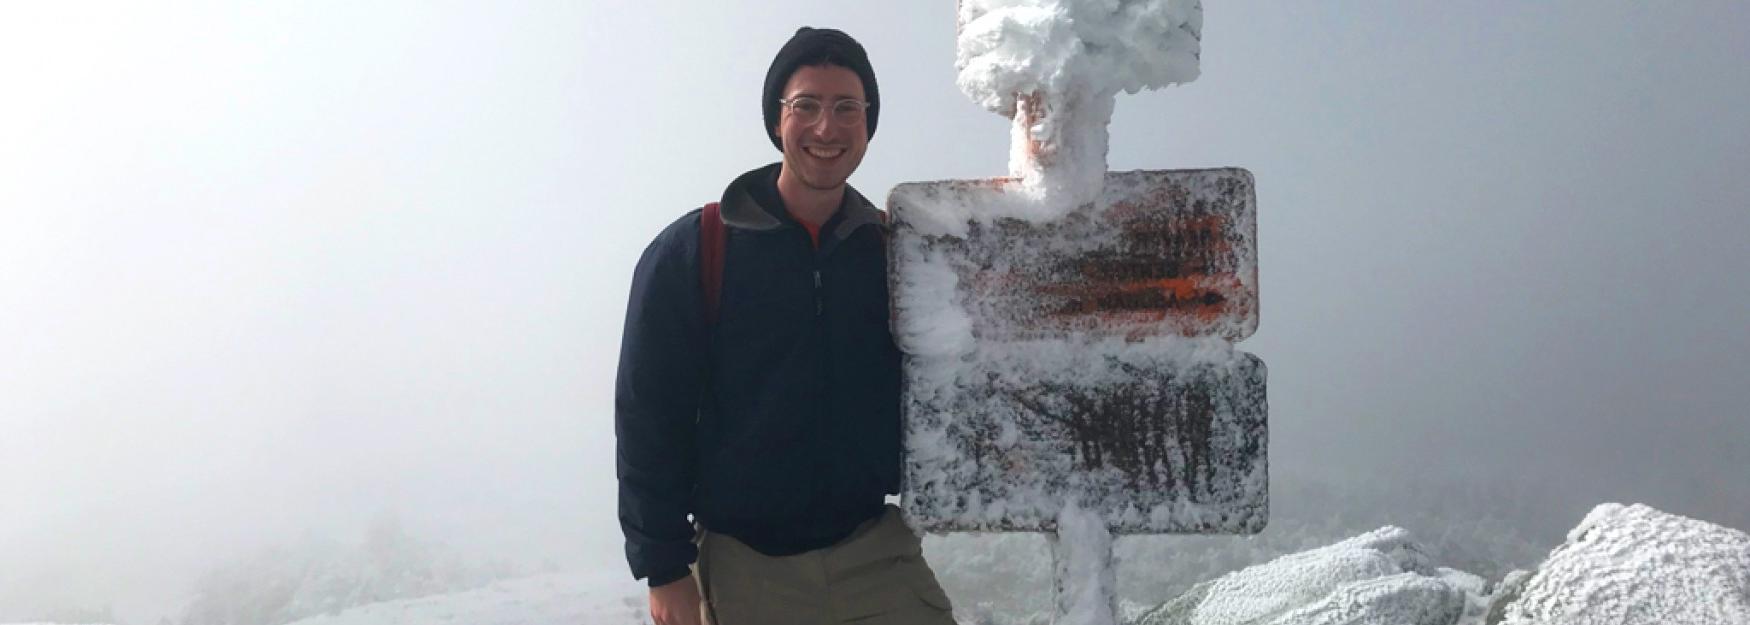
[174,515,522,625]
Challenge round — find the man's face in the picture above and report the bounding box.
[778,64,869,193]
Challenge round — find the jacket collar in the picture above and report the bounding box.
[718,163,885,243]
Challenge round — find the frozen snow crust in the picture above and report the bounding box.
[1497,503,1750,625]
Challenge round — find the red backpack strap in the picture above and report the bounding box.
[699,202,726,325]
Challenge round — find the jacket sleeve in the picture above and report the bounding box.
[615,214,706,587]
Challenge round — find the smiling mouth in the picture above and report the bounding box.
[804,146,845,160]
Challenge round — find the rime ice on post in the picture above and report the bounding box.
[891,1,1265,623]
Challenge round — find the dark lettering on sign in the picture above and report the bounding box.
[1003,365,1221,501]
[900,351,1267,533]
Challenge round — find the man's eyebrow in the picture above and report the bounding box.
[785,91,864,101]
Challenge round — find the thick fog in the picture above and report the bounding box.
[3,2,1746,623]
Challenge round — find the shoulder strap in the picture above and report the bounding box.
[699,202,726,325]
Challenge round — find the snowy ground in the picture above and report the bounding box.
[275,571,647,625]
[300,504,1750,625]
[11,502,1742,625]
[1,571,648,625]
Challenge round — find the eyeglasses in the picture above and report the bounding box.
[777,96,871,127]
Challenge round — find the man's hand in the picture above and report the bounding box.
[649,574,704,625]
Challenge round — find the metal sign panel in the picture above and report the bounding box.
[891,168,1267,534]
[913,169,1259,342]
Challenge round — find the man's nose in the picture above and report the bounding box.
[807,114,838,137]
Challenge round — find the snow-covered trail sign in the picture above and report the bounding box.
[890,1,1264,623]
[891,169,1265,534]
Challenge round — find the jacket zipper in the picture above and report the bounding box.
[805,224,824,318]
[813,268,823,316]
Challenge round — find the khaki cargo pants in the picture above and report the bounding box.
[694,505,956,625]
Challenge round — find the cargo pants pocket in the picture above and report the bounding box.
[830,508,956,624]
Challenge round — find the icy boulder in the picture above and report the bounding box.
[1494,503,1750,625]
[1133,526,1487,625]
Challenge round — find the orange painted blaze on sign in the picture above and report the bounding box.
[1039,213,1247,333]
[948,169,1258,343]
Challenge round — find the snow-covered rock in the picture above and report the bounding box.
[1133,526,1485,625]
[1494,503,1750,625]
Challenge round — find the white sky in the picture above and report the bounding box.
[3,2,1747,622]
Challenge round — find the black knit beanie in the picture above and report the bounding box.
[763,27,879,151]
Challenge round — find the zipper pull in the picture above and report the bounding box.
[813,270,823,315]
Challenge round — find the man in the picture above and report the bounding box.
[615,27,956,625]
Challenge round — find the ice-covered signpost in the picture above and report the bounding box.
[891,2,1265,623]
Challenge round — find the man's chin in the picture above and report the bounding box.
[781,156,857,193]
[797,167,851,192]
[807,175,848,191]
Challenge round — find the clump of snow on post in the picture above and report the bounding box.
[956,0,1204,113]
[956,0,1202,214]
